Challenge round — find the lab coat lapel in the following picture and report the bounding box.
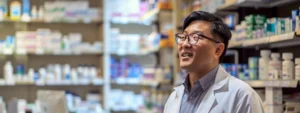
[196,66,229,113]
[169,85,184,113]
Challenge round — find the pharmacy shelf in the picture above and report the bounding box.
[28,52,103,56]
[229,32,299,48]
[0,79,104,86]
[215,0,298,12]
[110,48,160,56]
[0,52,103,56]
[1,19,102,24]
[111,79,160,87]
[244,80,299,88]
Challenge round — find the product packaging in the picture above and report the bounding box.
[282,53,294,80]
[266,87,282,105]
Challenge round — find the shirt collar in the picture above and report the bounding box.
[183,65,219,91]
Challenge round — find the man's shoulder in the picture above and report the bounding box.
[227,76,257,95]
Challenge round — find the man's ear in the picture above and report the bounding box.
[215,43,225,57]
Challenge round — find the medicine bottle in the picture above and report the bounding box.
[282,53,294,80]
[259,50,270,80]
[295,58,300,80]
[269,53,281,80]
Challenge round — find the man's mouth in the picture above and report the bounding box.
[181,52,194,58]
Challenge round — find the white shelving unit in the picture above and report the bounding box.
[244,80,299,88]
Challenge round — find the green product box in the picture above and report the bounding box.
[255,15,267,25]
[245,15,255,25]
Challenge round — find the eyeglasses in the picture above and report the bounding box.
[175,33,221,45]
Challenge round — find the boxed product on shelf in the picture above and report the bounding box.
[110,57,173,85]
[15,29,102,55]
[1,61,103,85]
[110,88,170,113]
[109,28,160,55]
[43,1,101,23]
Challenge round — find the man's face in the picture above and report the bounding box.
[178,20,223,71]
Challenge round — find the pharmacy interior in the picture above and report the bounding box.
[0,0,300,113]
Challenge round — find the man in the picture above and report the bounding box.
[164,11,264,113]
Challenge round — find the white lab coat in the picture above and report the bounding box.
[164,66,265,113]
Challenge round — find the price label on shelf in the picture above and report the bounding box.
[78,79,90,85]
[35,80,45,86]
[92,79,104,85]
[0,80,5,86]
[61,80,72,85]
[281,81,290,87]
[47,80,58,85]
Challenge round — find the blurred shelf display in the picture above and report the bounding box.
[0,90,104,113]
[0,19,102,24]
[200,0,299,13]
[244,80,299,88]
[229,11,300,48]
[110,88,170,113]
[0,79,104,86]
[0,1,102,24]
[0,29,103,55]
[2,61,103,86]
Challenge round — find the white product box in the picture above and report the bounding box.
[265,105,283,113]
[266,87,282,105]
[285,102,300,113]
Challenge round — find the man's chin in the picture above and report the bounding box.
[180,64,192,70]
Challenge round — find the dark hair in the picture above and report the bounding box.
[183,11,232,63]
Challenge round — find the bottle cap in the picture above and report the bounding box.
[260,50,271,57]
[282,53,293,60]
[295,58,300,64]
[271,53,280,59]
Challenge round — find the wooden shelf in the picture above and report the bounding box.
[244,80,299,88]
[215,0,299,13]
[0,79,104,86]
[229,32,298,48]
[0,19,102,24]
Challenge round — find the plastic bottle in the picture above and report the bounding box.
[4,61,14,82]
[31,5,37,20]
[28,68,35,82]
[21,0,31,22]
[295,58,300,80]
[282,53,294,80]
[0,0,8,18]
[10,1,21,21]
[268,53,281,80]
[259,50,271,80]
[54,64,62,81]
[38,6,44,20]
[63,64,71,80]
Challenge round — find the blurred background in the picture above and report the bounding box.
[0,0,300,113]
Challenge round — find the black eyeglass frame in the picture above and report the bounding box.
[175,33,221,44]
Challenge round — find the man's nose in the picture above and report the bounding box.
[182,38,192,48]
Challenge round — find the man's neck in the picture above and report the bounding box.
[188,64,218,89]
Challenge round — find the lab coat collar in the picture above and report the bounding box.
[173,65,229,113]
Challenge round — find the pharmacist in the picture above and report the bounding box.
[164,11,264,113]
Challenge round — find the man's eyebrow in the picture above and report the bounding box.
[183,31,204,34]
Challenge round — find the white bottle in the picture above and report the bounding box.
[282,53,294,80]
[38,6,44,20]
[71,68,78,82]
[269,53,282,80]
[54,64,62,81]
[4,61,14,83]
[259,50,271,80]
[31,5,37,20]
[63,64,71,80]
[89,66,97,78]
[28,68,35,82]
[295,58,300,80]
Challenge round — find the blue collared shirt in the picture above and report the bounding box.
[179,65,219,113]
